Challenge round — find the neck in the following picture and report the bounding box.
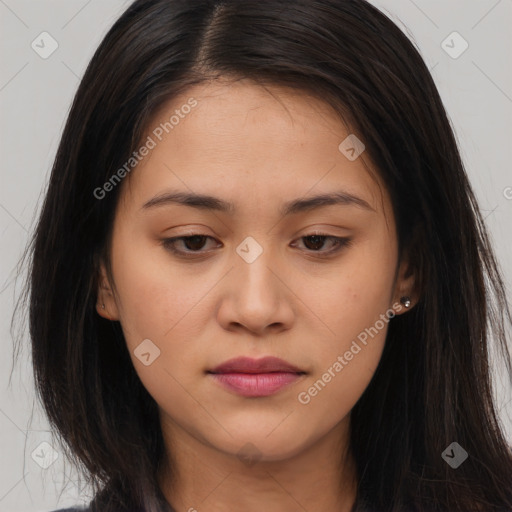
[157,415,357,512]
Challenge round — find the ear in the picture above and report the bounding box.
[392,255,419,315]
[95,260,120,321]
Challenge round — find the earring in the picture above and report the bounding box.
[102,303,105,309]
[400,296,411,308]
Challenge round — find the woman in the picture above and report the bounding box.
[18,0,512,510]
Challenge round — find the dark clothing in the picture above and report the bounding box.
[51,508,89,512]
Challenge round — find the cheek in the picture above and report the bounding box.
[295,293,390,432]
[295,236,396,342]
[292,239,395,418]
[110,239,219,408]
[110,238,209,345]
[295,336,385,437]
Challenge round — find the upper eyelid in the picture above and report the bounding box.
[163,233,350,253]
[166,232,344,242]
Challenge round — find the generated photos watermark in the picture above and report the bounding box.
[297,301,404,405]
[93,97,198,200]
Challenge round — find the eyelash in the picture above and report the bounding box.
[161,233,352,258]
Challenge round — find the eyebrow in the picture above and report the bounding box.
[141,189,375,216]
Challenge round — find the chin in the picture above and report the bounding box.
[211,429,311,463]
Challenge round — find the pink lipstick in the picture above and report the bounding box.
[207,356,306,397]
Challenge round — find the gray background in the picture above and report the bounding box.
[1,1,511,510]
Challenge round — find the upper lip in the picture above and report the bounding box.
[209,356,305,374]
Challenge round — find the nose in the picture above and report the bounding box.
[216,248,295,336]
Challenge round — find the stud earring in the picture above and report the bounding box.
[400,296,411,308]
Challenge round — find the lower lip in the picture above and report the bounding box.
[209,372,303,397]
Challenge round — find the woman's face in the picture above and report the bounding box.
[98,79,414,462]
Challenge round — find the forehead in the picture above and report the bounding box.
[120,79,386,216]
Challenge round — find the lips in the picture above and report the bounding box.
[209,356,305,375]
[207,356,306,397]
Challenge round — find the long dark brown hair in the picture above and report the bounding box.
[13,0,512,510]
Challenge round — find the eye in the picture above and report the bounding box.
[292,234,352,256]
[161,233,352,258]
[162,235,218,257]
